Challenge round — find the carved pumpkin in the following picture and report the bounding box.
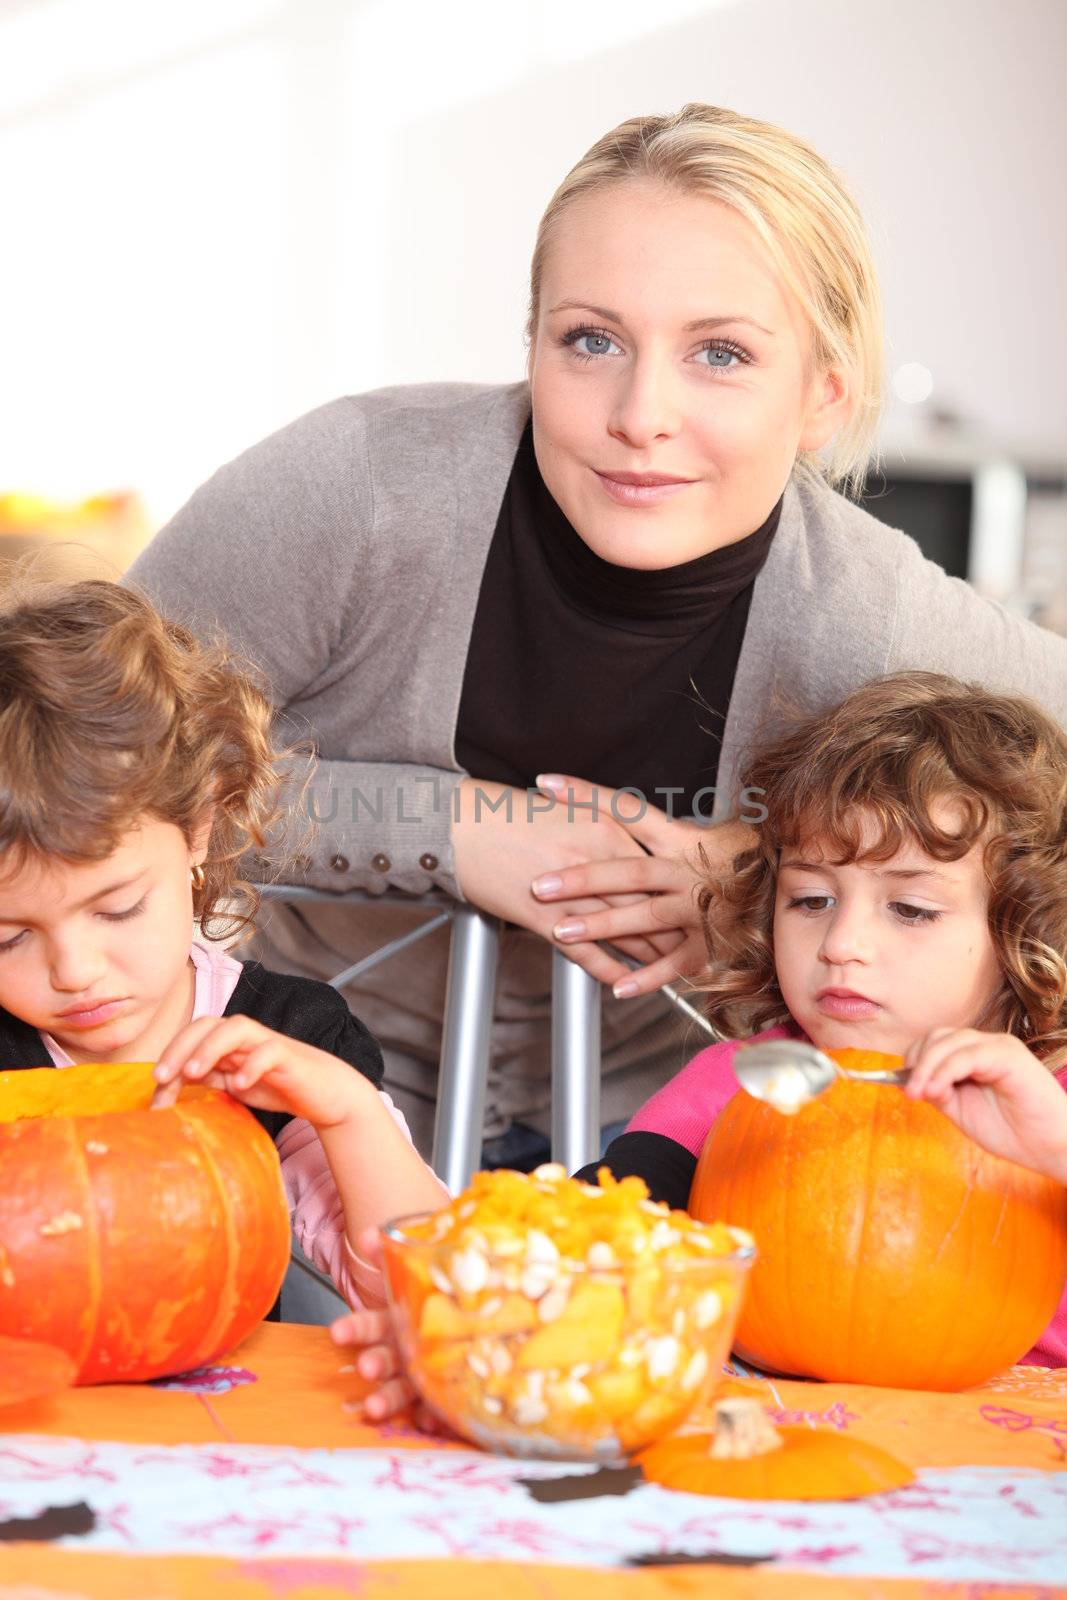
[689,1048,1067,1389]
[0,1062,291,1384]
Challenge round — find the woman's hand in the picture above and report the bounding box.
[451,776,674,986]
[151,1015,364,1125]
[904,1028,1067,1184]
[528,775,756,997]
[330,1227,445,1431]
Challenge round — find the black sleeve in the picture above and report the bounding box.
[0,1007,53,1068]
[223,961,385,1088]
[573,1131,697,1213]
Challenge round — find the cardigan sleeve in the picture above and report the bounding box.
[293,758,465,898]
[128,399,466,897]
[131,401,374,705]
[887,539,1067,724]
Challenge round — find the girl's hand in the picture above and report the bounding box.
[904,1028,1067,1184]
[529,775,756,998]
[330,1227,444,1431]
[151,1014,365,1127]
[155,1027,446,1286]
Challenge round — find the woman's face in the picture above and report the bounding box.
[529,180,850,569]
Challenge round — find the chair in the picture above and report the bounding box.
[259,884,716,1320]
[257,885,603,1190]
[261,885,601,1322]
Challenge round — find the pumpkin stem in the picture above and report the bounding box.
[710,1397,783,1459]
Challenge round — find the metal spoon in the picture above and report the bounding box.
[733,1039,910,1114]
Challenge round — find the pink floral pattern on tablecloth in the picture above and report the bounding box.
[0,1436,1065,1582]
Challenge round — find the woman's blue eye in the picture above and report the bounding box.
[565,329,621,359]
[695,341,748,369]
[562,326,623,360]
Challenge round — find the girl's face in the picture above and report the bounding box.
[528,180,850,570]
[772,814,1004,1056]
[0,817,206,1064]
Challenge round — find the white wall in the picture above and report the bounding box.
[1,0,1064,527]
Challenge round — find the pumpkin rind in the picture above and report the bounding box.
[0,1335,76,1408]
[638,1426,914,1499]
[0,1064,291,1384]
[689,1048,1067,1389]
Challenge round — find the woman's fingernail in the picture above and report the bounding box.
[532,874,563,897]
[536,773,565,792]
[554,919,586,940]
[613,979,639,999]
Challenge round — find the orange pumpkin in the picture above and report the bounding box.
[0,1336,76,1408]
[638,1427,913,1500]
[0,1062,291,1384]
[689,1048,1067,1389]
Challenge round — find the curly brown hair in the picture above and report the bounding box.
[0,578,292,940]
[698,672,1067,1060]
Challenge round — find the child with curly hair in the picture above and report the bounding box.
[0,580,445,1332]
[343,670,1067,1412]
[581,671,1067,1366]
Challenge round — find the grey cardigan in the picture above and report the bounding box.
[132,381,1067,896]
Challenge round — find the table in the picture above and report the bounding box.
[0,1322,1064,1598]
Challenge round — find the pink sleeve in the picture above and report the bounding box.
[1025,1286,1067,1369]
[625,1025,794,1157]
[276,1093,447,1309]
[1021,1067,1067,1368]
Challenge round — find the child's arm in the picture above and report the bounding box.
[153,1014,448,1247]
[903,1027,1067,1184]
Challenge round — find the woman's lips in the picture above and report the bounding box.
[594,470,696,507]
[55,999,128,1029]
[816,989,882,1021]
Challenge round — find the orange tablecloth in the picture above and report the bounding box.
[0,1321,1064,1598]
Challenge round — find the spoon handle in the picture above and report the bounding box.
[843,1067,912,1085]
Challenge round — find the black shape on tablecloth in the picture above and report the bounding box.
[0,1500,96,1542]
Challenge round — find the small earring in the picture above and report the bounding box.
[190,863,206,893]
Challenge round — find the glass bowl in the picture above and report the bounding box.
[381,1208,755,1462]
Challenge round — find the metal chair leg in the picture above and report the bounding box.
[432,907,500,1192]
[551,950,601,1171]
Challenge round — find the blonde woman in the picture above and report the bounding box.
[132,104,1067,1165]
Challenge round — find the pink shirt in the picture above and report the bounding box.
[627,1025,1067,1370]
[41,941,432,1308]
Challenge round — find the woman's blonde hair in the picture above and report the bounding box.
[698,673,1067,1062]
[0,579,292,940]
[528,103,884,498]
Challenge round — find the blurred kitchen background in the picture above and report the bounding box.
[1,0,1064,626]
